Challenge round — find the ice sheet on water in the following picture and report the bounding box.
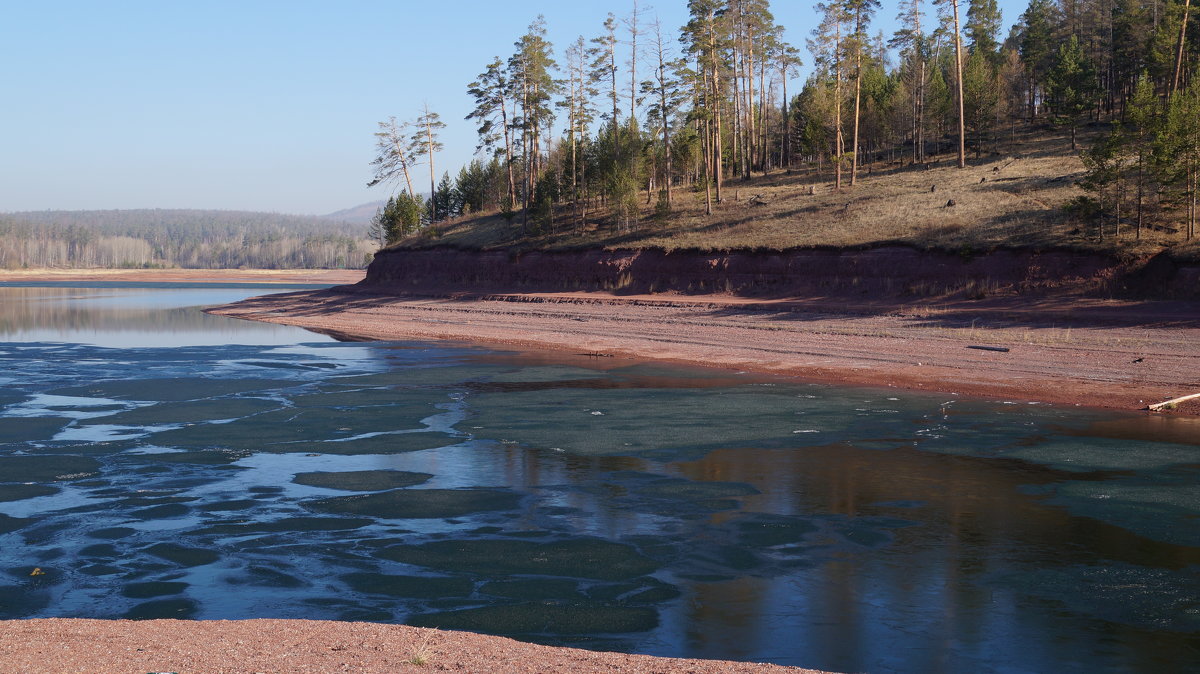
[1044,472,1200,547]
[463,385,898,459]
[1003,437,1200,473]
[988,561,1200,631]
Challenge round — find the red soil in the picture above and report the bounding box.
[211,287,1200,415]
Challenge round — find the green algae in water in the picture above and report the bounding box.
[293,470,433,491]
[50,378,294,402]
[341,572,473,598]
[407,602,659,635]
[307,488,522,519]
[79,398,281,426]
[378,538,660,581]
[0,456,101,482]
[0,484,59,503]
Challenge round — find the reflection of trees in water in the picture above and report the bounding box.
[0,288,246,334]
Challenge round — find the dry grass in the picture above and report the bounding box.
[400,125,1200,260]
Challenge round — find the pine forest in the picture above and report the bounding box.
[370,0,1199,256]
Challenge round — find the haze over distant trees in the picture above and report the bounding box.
[368,0,1198,245]
[0,209,373,269]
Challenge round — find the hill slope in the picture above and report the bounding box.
[400,126,1198,262]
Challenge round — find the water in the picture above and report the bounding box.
[0,283,1197,673]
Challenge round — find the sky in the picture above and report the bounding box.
[0,0,1025,216]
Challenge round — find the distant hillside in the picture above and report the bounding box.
[323,201,386,226]
[0,208,375,270]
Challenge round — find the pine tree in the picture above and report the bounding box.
[846,0,881,185]
[466,57,517,207]
[367,117,418,196]
[965,0,1002,62]
[962,48,1000,157]
[412,105,446,221]
[1127,72,1160,239]
[682,0,728,206]
[810,0,849,188]
[1046,35,1100,149]
[891,0,930,162]
[509,16,559,228]
[1017,0,1057,120]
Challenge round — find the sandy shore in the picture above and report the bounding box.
[0,619,822,673]
[210,287,1200,415]
[0,268,365,285]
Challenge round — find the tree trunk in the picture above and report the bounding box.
[425,121,437,222]
[1173,0,1192,93]
[781,65,791,169]
[951,0,966,169]
[499,93,516,208]
[851,51,863,186]
[709,27,723,203]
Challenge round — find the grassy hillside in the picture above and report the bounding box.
[396,125,1199,262]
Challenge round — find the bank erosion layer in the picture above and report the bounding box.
[212,245,1200,414]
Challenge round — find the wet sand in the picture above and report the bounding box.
[211,287,1200,415]
[0,619,822,673]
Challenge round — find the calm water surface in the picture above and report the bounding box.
[0,283,1197,673]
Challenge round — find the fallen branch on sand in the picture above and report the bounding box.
[1146,392,1200,411]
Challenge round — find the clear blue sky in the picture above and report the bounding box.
[0,0,1024,215]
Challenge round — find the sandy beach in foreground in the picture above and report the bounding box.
[0,618,823,673]
[210,286,1200,416]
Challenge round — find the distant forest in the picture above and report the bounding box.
[0,209,374,269]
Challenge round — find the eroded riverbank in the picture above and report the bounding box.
[210,287,1200,415]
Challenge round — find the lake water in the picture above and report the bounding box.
[0,283,1197,673]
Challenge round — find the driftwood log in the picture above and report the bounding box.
[1147,392,1200,411]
